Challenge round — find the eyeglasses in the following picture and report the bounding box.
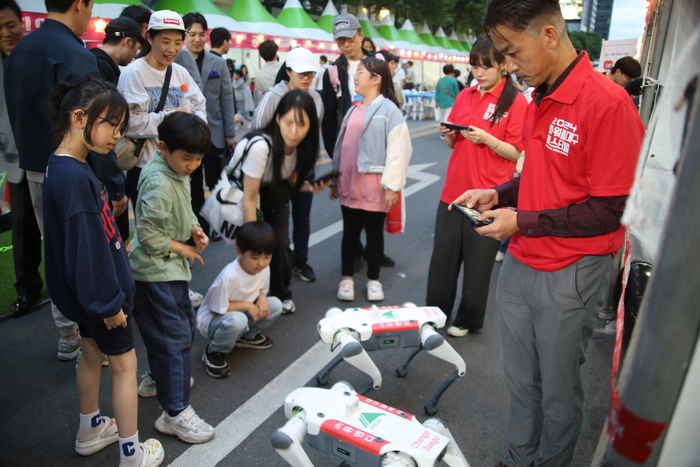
[336,34,357,46]
[294,71,317,79]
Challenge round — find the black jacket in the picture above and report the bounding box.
[320,50,374,157]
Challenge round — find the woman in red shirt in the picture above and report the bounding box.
[426,36,527,337]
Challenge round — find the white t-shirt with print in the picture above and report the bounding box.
[118,58,207,168]
[196,257,270,336]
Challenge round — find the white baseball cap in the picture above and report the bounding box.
[286,47,316,74]
[148,10,185,32]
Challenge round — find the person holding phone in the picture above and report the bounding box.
[426,36,527,337]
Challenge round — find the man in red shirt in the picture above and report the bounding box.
[453,1,645,465]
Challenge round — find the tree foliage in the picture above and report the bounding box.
[568,30,603,60]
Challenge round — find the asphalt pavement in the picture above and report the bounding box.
[0,119,614,467]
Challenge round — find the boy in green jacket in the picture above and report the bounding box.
[129,112,215,444]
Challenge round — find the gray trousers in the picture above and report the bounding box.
[27,173,78,337]
[497,252,612,467]
[206,297,283,354]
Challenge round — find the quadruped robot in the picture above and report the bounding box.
[271,382,470,467]
[315,304,466,415]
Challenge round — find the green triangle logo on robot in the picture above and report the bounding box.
[382,311,399,320]
[359,412,386,429]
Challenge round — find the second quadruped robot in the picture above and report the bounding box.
[272,382,470,467]
[315,304,466,415]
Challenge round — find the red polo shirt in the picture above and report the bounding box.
[509,52,645,271]
[440,79,527,204]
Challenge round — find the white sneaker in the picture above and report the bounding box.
[495,251,506,262]
[155,406,215,444]
[138,373,194,398]
[281,299,296,315]
[58,334,81,361]
[447,326,470,337]
[366,281,384,301]
[337,279,354,301]
[189,289,204,308]
[75,417,119,456]
[137,438,165,467]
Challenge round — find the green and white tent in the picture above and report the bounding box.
[377,14,420,53]
[458,33,473,52]
[276,0,332,41]
[154,0,242,31]
[316,0,338,34]
[434,26,462,56]
[93,0,150,18]
[226,0,294,36]
[399,19,437,53]
[449,31,467,52]
[356,9,390,49]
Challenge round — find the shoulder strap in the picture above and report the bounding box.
[228,135,272,188]
[440,78,454,100]
[155,65,173,113]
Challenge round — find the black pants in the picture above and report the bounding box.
[125,166,142,214]
[341,205,386,280]
[264,203,292,301]
[426,201,500,329]
[9,177,43,296]
[291,190,313,265]
[190,145,224,235]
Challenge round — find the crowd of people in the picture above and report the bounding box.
[0,0,647,466]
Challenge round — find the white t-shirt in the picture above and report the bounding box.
[406,67,415,83]
[314,64,329,91]
[117,58,207,168]
[239,137,297,182]
[393,68,406,87]
[347,60,361,98]
[196,258,270,336]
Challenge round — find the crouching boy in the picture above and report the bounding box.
[197,221,282,378]
[129,112,215,444]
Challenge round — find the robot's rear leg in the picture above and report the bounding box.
[271,413,314,467]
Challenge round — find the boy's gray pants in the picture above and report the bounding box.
[497,252,612,467]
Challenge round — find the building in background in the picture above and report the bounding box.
[594,0,614,40]
[560,0,599,32]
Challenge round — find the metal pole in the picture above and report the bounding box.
[639,0,675,125]
[591,69,700,466]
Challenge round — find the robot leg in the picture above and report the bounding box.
[271,412,314,467]
[338,331,382,391]
[381,451,417,467]
[422,419,470,467]
[420,325,466,376]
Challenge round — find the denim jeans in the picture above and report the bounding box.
[205,296,282,354]
[132,280,194,412]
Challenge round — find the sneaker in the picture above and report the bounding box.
[189,289,204,308]
[74,417,119,456]
[138,373,194,397]
[155,406,215,444]
[366,281,384,301]
[337,279,354,301]
[381,254,395,268]
[282,299,296,315]
[74,350,110,371]
[202,349,231,378]
[292,262,316,282]
[210,231,222,242]
[58,334,81,361]
[495,251,506,262]
[139,438,165,467]
[447,326,470,337]
[235,333,273,349]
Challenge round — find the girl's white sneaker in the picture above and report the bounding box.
[367,281,384,301]
[337,279,355,301]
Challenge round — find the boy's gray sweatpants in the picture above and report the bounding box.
[497,252,612,467]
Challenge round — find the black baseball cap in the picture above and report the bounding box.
[105,17,144,42]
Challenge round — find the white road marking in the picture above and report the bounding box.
[171,163,441,466]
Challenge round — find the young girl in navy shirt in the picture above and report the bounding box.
[44,77,164,467]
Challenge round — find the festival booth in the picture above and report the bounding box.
[154,0,241,33]
[316,0,337,34]
[356,9,391,50]
[458,33,473,52]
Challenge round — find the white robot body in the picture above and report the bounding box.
[273,384,470,467]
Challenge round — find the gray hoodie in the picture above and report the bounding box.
[251,81,324,131]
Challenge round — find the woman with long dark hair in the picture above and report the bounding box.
[239,90,327,314]
[426,36,528,337]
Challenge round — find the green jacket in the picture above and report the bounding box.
[129,152,199,282]
[435,77,460,109]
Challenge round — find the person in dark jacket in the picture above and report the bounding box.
[5,0,100,361]
[89,16,143,239]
